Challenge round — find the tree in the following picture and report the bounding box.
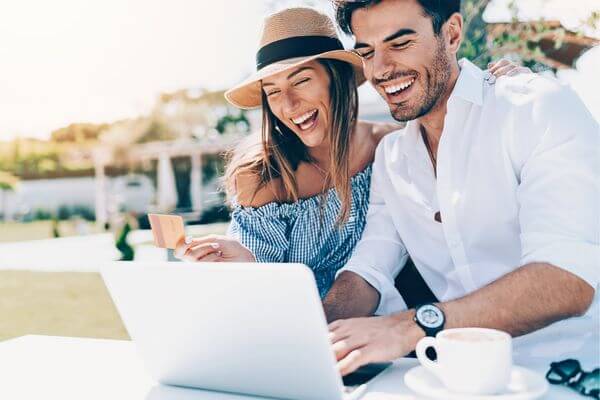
[0,172,18,221]
[0,171,18,191]
[51,123,108,143]
[215,110,250,135]
[462,0,599,71]
[459,0,492,68]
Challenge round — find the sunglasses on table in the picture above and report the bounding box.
[546,359,599,399]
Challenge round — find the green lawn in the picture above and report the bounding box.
[0,271,128,342]
[0,220,102,243]
[0,221,229,342]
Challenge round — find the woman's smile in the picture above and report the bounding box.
[291,109,319,133]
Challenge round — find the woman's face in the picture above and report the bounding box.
[261,60,331,148]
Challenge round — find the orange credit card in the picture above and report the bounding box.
[148,214,185,249]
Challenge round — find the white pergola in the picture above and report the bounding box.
[92,135,243,227]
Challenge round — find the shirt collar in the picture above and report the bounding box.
[396,119,422,157]
[398,58,485,156]
[450,58,485,107]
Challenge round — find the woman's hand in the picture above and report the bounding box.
[174,235,256,263]
[486,58,531,83]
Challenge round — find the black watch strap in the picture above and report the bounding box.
[413,303,445,337]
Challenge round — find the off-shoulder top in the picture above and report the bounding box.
[228,165,373,297]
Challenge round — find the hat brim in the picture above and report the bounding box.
[225,50,365,109]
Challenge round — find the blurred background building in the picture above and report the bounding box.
[0,0,597,231]
[0,88,258,228]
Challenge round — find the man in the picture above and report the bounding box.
[323,0,599,376]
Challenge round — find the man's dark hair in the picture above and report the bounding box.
[334,0,461,35]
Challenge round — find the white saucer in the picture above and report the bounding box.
[404,365,548,400]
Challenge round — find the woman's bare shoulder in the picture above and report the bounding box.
[234,171,285,208]
[356,120,405,146]
[346,121,397,173]
[349,120,405,170]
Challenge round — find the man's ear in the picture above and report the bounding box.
[444,13,463,54]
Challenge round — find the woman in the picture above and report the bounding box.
[175,7,527,297]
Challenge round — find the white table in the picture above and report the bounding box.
[0,335,578,399]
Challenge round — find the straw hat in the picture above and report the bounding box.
[224,7,365,109]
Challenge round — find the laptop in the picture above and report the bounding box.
[101,261,390,400]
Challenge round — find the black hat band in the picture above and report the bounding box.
[256,36,344,70]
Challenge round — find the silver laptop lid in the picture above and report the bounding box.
[101,261,346,400]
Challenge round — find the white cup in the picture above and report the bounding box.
[415,327,512,395]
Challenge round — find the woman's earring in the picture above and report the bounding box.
[274,121,283,135]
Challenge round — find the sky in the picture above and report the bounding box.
[0,0,597,140]
[0,0,272,140]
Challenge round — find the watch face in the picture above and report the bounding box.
[417,304,444,329]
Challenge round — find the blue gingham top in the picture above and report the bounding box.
[228,165,373,297]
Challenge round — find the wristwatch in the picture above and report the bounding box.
[414,303,445,337]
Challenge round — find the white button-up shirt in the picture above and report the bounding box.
[339,59,599,365]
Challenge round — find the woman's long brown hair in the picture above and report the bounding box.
[224,59,359,224]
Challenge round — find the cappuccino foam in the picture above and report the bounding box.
[444,331,503,342]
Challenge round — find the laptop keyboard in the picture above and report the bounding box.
[342,362,392,391]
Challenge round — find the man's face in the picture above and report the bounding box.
[351,0,453,122]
